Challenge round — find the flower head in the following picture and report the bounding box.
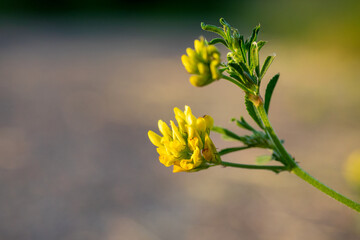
[181,38,221,87]
[148,105,221,172]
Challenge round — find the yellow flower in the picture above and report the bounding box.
[344,150,360,188]
[181,38,221,87]
[148,105,221,172]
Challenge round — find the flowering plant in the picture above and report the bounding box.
[148,18,360,212]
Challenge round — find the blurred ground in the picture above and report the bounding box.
[0,4,360,240]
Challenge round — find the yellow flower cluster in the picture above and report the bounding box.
[148,106,221,172]
[181,38,221,87]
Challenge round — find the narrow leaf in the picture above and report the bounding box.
[264,73,280,114]
[257,40,267,51]
[219,146,251,156]
[231,117,256,132]
[239,36,247,62]
[239,62,257,85]
[260,54,276,80]
[245,95,264,129]
[219,18,231,29]
[209,38,228,47]
[201,22,225,38]
[249,24,261,45]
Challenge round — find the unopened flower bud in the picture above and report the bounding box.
[181,38,221,87]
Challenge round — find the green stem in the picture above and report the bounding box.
[255,101,360,212]
[292,165,360,212]
[221,161,286,173]
[256,103,295,169]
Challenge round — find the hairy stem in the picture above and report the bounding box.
[256,99,360,212]
[292,166,360,212]
[256,102,296,169]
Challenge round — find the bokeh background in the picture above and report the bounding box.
[1,0,360,239]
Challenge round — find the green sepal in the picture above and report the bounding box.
[212,126,246,142]
[260,54,276,80]
[256,155,272,165]
[264,73,280,114]
[201,22,226,38]
[209,38,228,47]
[245,95,264,129]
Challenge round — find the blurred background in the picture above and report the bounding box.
[0,0,360,239]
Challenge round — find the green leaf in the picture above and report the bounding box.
[219,18,231,29]
[212,126,246,142]
[238,62,257,85]
[239,36,247,62]
[231,117,256,132]
[208,38,228,47]
[264,73,280,114]
[256,155,272,165]
[249,24,261,45]
[201,22,225,38]
[219,146,251,156]
[250,42,260,77]
[229,73,242,82]
[257,40,267,51]
[245,95,264,129]
[260,54,276,80]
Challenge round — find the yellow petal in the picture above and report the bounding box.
[189,75,209,87]
[168,140,186,158]
[173,165,185,173]
[186,48,197,59]
[203,115,214,129]
[174,107,185,119]
[210,60,221,80]
[156,147,167,155]
[191,147,203,167]
[197,62,209,75]
[148,130,163,147]
[187,129,203,151]
[180,159,194,170]
[207,45,218,55]
[159,154,175,167]
[184,105,197,126]
[194,38,205,54]
[202,134,219,163]
[158,120,172,138]
[170,120,186,145]
[181,55,197,74]
[196,117,206,133]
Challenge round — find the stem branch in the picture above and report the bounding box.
[256,102,295,168]
[221,161,286,173]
